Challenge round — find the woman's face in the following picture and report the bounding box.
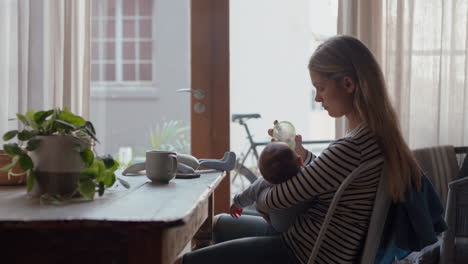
[310,71,355,118]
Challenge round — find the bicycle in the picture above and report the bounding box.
[231,113,333,188]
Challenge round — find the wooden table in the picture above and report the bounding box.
[0,170,225,264]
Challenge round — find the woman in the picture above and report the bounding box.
[181,35,421,264]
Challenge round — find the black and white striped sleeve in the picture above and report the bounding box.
[303,150,316,165]
[256,139,361,213]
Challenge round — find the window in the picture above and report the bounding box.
[91,0,153,87]
[89,0,191,163]
[230,1,338,194]
[309,0,338,112]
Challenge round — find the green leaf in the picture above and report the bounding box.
[117,178,130,189]
[25,110,35,120]
[85,121,96,135]
[110,159,120,172]
[33,110,53,125]
[18,154,33,171]
[16,114,29,126]
[102,155,115,169]
[58,110,86,127]
[17,130,35,141]
[80,168,98,180]
[96,160,106,175]
[80,148,94,168]
[25,110,38,129]
[0,156,18,172]
[3,130,18,141]
[103,171,116,187]
[98,182,105,196]
[79,179,96,199]
[26,139,41,151]
[83,126,99,142]
[27,170,35,192]
[3,143,23,156]
[54,119,77,130]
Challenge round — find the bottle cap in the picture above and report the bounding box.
[272,121,296,149]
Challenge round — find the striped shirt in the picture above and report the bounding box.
[256,125,384,264]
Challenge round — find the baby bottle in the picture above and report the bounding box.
[272,121,296,149]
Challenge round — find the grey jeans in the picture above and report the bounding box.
[182,214,299,264]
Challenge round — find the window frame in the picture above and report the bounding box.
[91,0,154,97]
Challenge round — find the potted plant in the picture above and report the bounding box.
[1,108,129,199]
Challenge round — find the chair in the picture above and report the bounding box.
[307,157,388,264]
[402,145,468,264]
[412,145,460,207]
[440,147,468,264]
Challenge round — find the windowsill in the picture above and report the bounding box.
[91,85,159,99]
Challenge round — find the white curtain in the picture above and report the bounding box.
[43,0,91,119]
[0,0,91,144]
[338,0,468,148]
[0,0,27,144]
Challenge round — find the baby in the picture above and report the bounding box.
[231,142,310,232]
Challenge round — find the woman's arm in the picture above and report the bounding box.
[256,139,361,213]
[303,150,316,165]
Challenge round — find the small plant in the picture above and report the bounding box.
[1,108,129,199]
[150,120,190,154]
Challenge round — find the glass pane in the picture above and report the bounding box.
[92,0,101,18]
[123,64,136,81]
[139,0,153,16]
[90,0,191,168]
[91,64,100,82]
[139,19,152,39]
[104,42,116,60]
[139,42,152,59]
[92,42,100,60]
[106,0,117,16]
[104,19,115,38]
[139,64,152,81]
[123,19,135,38]
[123,0,136,16]
[230,0,337,194]
[104,64,116,81]
[123,42,135,60]
[92,19,100,37]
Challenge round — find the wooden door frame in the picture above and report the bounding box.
[191,0,230,214]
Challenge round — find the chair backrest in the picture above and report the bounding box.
[359,165,391,263]
[307,157,386,264]
[413,145,459,207]
[440,176,468,264]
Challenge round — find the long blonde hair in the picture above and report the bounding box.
[308,35,421,202]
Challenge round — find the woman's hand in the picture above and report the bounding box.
[294,134,308,162]
[268,120,308,161]
[267,120,279,141]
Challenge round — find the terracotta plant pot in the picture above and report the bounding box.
[0,150,27,185]
[29,136,89,196]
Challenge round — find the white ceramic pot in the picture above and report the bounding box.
[29,136,90,196]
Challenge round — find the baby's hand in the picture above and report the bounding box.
[267,120,279,141]
[230,204,243,218]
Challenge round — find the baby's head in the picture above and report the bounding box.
[258,142,302,184]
